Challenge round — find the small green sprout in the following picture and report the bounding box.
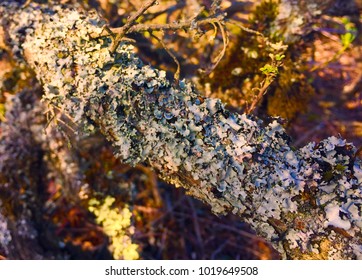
[260,63,279,76]
[312,17,356,72]
[341,32,355,48]
[275,54,285,61]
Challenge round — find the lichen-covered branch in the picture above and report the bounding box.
[0,2,361,259]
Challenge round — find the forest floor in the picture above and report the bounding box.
[291,29,362,149]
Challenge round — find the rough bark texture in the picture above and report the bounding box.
[0,2,361,259]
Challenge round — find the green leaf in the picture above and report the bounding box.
[275,54,285,61]
[341,32,355,47]
[260,64,278,75]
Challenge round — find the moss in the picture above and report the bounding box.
[250,0,279,36]
[322,170,334,182]
[200,16,272,108]
[266,54,314,120]
[335,164,346,172]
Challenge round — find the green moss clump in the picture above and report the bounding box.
[267,54,314,120]
[250,0,279,36]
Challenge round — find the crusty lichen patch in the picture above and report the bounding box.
[1,2,361,259]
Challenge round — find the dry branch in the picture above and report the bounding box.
[0,2,361,259]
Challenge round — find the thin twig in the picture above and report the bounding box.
[111,14,225,34]
[203,20,229,75]
[23,0,32,7]
[142,2,185,21]
[186,197,204,257]
[226,19,285,113]
[210,0,222,15]
[246,77,274,114]
[110,0,158,53]
[151,32,181,84]
[310,45,349,72]
[226,19,265,38]
[210,240,228,259]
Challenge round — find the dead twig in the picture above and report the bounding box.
[112,14,225,34]
[246,77,274,114]
[142,2,185,22]
[23,0,32,7]
[226,19,265,39]
[150,32,181,84]
[110,0,158,53]
[210,0,222,15]
[186,196,204,257]
[202,20,229,75]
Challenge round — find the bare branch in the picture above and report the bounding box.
[110,0,158,52]
[151,32,181,84]
[112,14,225,34]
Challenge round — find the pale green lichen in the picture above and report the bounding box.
[88,196,139,260]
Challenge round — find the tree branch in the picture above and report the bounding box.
[110,0,158,52]
[116,14,225,33]
[0,2,361,260]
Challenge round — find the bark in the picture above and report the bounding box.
[273,0,335,43]
[0,2,361,259]
[0,88,68,259]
